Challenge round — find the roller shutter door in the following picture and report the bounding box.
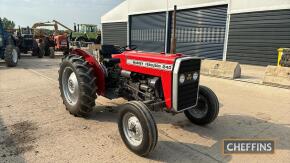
[102,22,127,47]
[227,9,290,66]
[130,12,166,52]
[172,5,227,59]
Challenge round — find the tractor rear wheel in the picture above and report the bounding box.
[184,85,219,125]
[38,43,44,58]
[49,47,55,58]
[59,54,97,117]
[118,101,158,156]
[4,45,19,67]
[32,39,38,56]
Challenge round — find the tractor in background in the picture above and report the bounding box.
[32,21,60,58]
[70,23,101,45]
[51,20,71,52]
[17,27,38,56]
[0,18,20,67]
[32,20,72,58]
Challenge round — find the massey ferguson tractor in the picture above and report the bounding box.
[58,6,219,156]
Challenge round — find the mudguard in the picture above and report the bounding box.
[71,48,105,95]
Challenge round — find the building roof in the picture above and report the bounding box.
[101,0,128,23]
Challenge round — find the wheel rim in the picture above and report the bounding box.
[12,49,18,63]
[122,112,143,146]
[188,95,209,119]
[62,67,79,105]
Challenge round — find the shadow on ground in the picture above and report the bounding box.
[0,115,38,163]
[0,55,62,70]
[84,106,290,162]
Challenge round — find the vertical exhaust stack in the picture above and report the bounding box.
[73,23,76,32]
[170,5,177,54]
[77,24,79,32]
[18,25,21,35]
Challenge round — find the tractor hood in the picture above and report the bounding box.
[113,50,183,67]
[112,50,200,111]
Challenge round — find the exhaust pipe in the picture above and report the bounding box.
[74,23,77,32]
[170,5,177,54]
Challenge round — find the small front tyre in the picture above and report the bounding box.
[184,85,219,125]
[118,101,158,156]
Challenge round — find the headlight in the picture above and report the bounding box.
[0,37,2,46]
[179,74,185,84]
[193,72,199,81]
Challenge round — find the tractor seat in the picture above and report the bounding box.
[103,58,120,66]
[100,44,121,59]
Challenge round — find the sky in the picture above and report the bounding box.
[0,0,124,29]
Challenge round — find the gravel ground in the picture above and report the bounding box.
[0,55,290,163]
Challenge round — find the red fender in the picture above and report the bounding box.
[71,49,105,96]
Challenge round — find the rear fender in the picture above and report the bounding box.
[71,48,105,95]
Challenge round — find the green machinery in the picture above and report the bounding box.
[71,24,101,44]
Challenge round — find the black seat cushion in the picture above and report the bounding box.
[100,45,121,59]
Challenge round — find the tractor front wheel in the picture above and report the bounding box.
[118,101,158,156]
[184,85,219,125]
[4,45,19,67]
[59,54,97,117]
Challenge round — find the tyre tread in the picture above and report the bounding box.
[184,85,219,125]
[59,54,97,117]
[118,101,158,156]
[4,45,18,67]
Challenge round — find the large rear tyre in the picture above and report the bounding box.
[49,47,55,58]
[4,45,19,67]
[16,47,21,59]
[38,43,44,58]
[32,47,38,56]
[118,101,158,156]
[58,54,97,117]
[184,85,219,125]
[32,39,38,56]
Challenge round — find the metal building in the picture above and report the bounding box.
[101,0,290,66]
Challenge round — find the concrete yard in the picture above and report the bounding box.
[0,55,290,163]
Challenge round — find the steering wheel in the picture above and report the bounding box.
[119,45,137,53]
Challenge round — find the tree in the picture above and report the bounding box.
[0,17,15,30]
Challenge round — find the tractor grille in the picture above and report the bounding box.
[22,35,33,47]
[172,58,201,112]
[22,40,33,47]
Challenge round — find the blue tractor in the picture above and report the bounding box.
[0,18,20,67]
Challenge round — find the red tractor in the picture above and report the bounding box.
[58,45,219,156]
